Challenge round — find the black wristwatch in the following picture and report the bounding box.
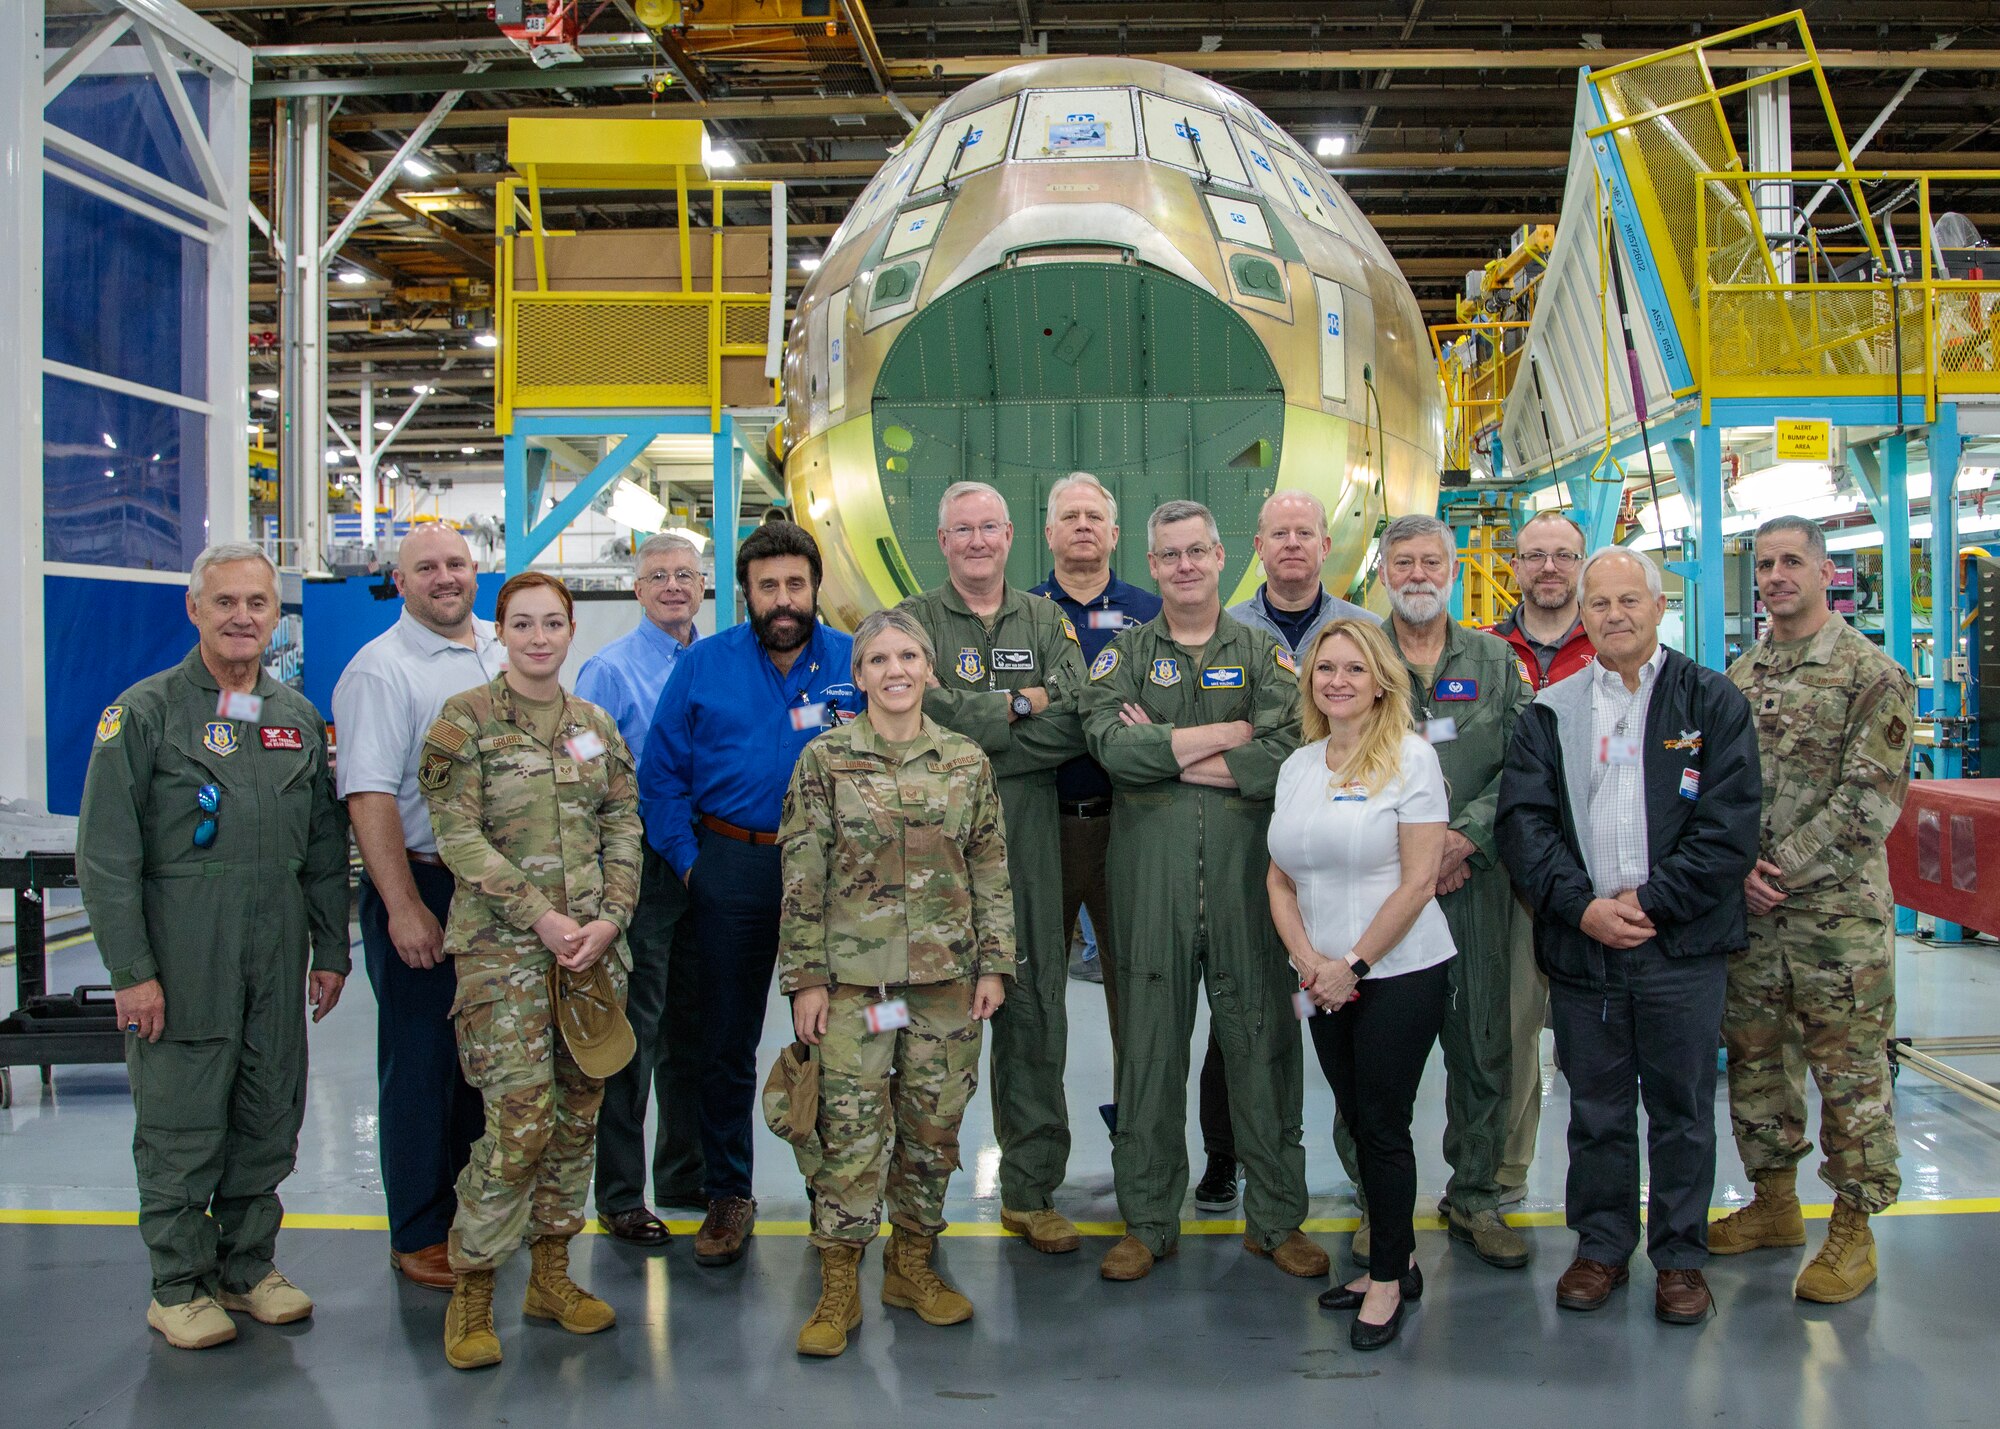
[1345,952,1371,979]
[1011,691,1034,718]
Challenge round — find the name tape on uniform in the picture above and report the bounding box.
[1423,717,1458,745]
[216,690,263,723]
[865,998,911,1034]
[1432,678,1478,702]
[565,731,606,762]
[259,727,303,750]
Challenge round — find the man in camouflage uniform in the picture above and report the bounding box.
[900,480,1089,1255]
[779,608,1016,1357]
[1716,515,1914,1303]
[422,657,643,1368]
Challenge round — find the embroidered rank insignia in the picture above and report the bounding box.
[95,705,124,743]
[1060,615,1080,645]
[1090,648,1120,681]
[1200,666,1246,689]
[956,647,985,682]
[1149,658,1181,687]
[1433,678,1477,702]
[260,727,304,751]
[419,751,453,792]
[1275,648,1298,676]
[1886,716,1909,750]
[203,721,239,756]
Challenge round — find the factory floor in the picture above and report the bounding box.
[4,913,1998,1428]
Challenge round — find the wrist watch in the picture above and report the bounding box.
[1010,691,1034,718]
[1344,951,1371,979]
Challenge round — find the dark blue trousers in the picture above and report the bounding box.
[685,828,782,1202]
[359,861,483,1254]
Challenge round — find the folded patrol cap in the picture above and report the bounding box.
[547,961,635,1079]
[762,1040,824,1178]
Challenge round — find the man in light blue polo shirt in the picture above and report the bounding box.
[574,533,706,1245]
[331,523,503,1291]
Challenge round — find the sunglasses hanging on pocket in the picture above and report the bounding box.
[194,784,221,848]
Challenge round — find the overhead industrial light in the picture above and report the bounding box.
[412,383,433,395]
[1634,492,1691,541]
[102,432,117,449]
[1316,135,1348,158]
[403,155,435,179]
[703,135,739,169]
[473,332,500,349]
[602,477,669,534]
[462,445,477,454]
[799,256,822,272]
[1728,461,1834,516]
[337,270,368,286]
[256,387,278,400]
[663,523,710,553]
[374,419,394,432]
[325,448,342,463]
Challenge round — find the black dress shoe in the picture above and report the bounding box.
[1350,1296,1408,1351]
[1318,1262,1422,1311]
[598,1206,671,1246]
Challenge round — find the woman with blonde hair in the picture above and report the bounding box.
[1266,617,1456,1351]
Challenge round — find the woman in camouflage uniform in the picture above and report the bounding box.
[778,608,1016,1358]
[421,571,643,1370]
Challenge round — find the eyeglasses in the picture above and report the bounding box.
[194,784,221,848]
[1152,543,1215,567]
[638,569,703,588]
[1516,550,1583,568]
[945,522,1007,543]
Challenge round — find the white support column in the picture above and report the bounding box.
[278,95,328,571]
[1747,50,1794,283]
[0,3,47,802]
[357,371,376,552]
[198,18,251,545]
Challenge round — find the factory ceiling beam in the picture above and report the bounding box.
[320,59,489,269]
[327,94,943,133]
[253,65,668,100]
[887,48,2000,80]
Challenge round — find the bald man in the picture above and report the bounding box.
[333,524,505,1289]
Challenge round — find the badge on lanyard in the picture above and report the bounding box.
[865,998,911,1033]
[790,702,828,732]
[1598,734,1643,766]
[566,730,606,762]
[216,690,263,722]
[1088,609,1127,630]
[1423,717,1458,745]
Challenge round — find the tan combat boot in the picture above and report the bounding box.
[1708,1168,1808,1254]
[443,1269,502,1370]
[880,1228,973,1326]
[523,1236,616,1334]
[1795,1200,1877,1303]
[797,1242,865,1357]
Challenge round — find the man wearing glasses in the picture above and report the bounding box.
[575,533,708,1247]
[1485,511,1596,1210]
[901,481,1090,1256]
[1336,515,1532,1274]
[78,543,350,1350]
[1492,512,1597,693]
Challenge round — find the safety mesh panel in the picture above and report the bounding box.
[1706,288,1927,381]
[513,300,709,389]
[722,301,768,346]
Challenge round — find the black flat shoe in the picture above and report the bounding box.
[1350,1296,1408,1351]
[1318,1262,1422,1311]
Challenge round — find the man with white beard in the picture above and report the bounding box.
[1336,514,1534,1275]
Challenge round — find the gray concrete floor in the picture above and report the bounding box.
[4,909,2000,1427]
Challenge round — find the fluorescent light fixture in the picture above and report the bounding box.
[799,256,822,272]
[1634,492,1690,540]
[374,419,394,432]
[705,146,738,169]
[256,387,278,400]
[462,445,477,454]
[1728,460,1834,515]
[663,523,710,553]
[337,270,368,285]
[1911,464,1998,499]
[411,384,433,395]
[325,448,341,463]
[245,423,260,434]
[102,433,117,449]
[603,478,669,534]
[403,155,435,179]
[103,468,114,479]
[473,332,500,349]
[1316,135,1348,158]
[1722,494,1857,538]
[1824,503,2000,552]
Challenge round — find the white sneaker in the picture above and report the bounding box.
[147,1295,238,1349]
[217,1269,314,1325]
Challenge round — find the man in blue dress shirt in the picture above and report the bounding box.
[1029,473,1160,1076]
[574,533,705,1246]
[639,520,857,1267]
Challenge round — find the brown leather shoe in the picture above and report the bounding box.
[598,1206,671,1247]
[391,1243,456,1291]
[694,1197,756,1266]
[1555,1256,1628,1311]
[1245,1230,1331,1279]
[1099,1235,1175,1282]
[1655,1267,1713,1325]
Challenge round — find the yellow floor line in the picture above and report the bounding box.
[3,1198,1998,1234]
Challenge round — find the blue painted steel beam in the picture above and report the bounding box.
[1667,424,1728,670]
[1929,404,1965,942]
[1848,439,1915,675]
[711,414,740,630]
[508,429,655,574]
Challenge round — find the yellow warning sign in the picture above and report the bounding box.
[1774,417,1831,463]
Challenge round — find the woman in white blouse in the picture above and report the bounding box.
[1267,617,1456,1352]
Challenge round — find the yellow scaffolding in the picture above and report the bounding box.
[493,118,782,434]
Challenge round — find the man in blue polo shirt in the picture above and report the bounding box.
[1030,473,1159,1077]
[639,520,856,1269]
[575,533,706,1247]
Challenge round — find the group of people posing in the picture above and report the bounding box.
[75,474,1913,1369]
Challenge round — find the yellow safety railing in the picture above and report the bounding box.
[1458,522,1520,626]
[1695,170,2000,421]
[1428,321,1532,471]
[494,118,782,434]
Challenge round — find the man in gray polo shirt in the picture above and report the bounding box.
[331,523,503,1290]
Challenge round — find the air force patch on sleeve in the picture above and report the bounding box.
[95,705,125,743]
[1089,648,1120,681]
[1060,615,1080,645]
[1275,648,1298,676]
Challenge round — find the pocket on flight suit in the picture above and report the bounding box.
[450,959,554,1094]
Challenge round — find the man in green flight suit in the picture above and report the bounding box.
[77,543,351,1351]
[1082,499,1327,1284]
[1339,513,1532,1271]
[900,480,1090,1255]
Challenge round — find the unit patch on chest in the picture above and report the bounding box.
[992,648,1035,673]
[956,647,985,683]
[203,721,239,756]
[1149,658,1181,687]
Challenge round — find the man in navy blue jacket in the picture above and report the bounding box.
[1498,547,1760,1327]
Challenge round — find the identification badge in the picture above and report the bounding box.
[789,703,828,731]
[1293,988,1320,1020]
[1679,767,1701,801]
[865,998,911,1034]
[565,731,606,762]
[1088,609,1127,630]
[216,690,263,722]
[1423,717,1458,745]
[1200,666,1246,689]
[992,648,1035,673]
[1433,678,1478,702]
[260,726,303,751]
[1330,781,1368,802]
[1598,734,1643,766]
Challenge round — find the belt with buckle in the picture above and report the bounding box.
[406,849,446,867]
[700,813,780,846]
[1060,799,1114,819]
